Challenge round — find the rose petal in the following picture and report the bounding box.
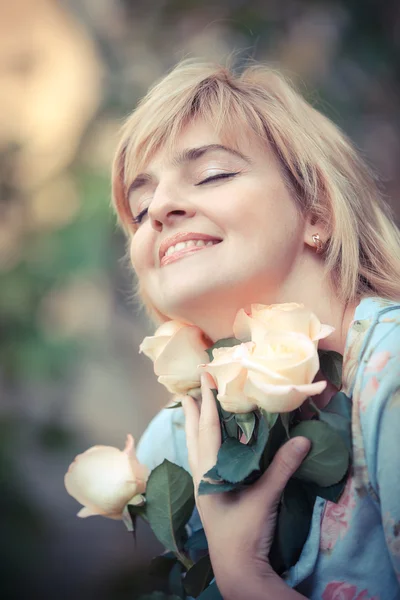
[128,493,146,506]
[240,332,320,383]
[77,506,100,518]
[139,321,188,361]
[232,308,254,342]
[234,303,334,345]
[217,387,258,413]
[246,375,327,412]
[153,325,209,379]
[157,374,202,395]
[313,323,335,341]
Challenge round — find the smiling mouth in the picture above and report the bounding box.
[160,240,221,266]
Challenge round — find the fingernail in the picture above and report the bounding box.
[293,437,311,455]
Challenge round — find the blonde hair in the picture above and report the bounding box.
[112,60,400,323]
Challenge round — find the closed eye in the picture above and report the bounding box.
[195,172,239,186]
[132,172,239,225]
[132,206,148,225]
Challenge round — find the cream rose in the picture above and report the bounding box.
[64,434,149,520]
[233,303,334,347]
[140,320,210,396]
[203,332,327,414]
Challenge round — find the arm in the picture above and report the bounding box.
[182,374,310,600]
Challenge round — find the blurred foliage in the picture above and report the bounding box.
[0,169,115,383]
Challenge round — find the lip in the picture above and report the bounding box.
[158,232,222,264]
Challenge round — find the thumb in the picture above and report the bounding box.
[257,436,311,504]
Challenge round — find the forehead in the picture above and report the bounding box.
[137,117,267,175]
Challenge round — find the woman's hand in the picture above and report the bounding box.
[182,373,310,600]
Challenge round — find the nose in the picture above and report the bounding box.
[148,183,196,232]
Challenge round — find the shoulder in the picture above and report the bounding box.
[343,296,400,395]
[356,298,400,394]
[349,298,400,494]
[136,405,190,473]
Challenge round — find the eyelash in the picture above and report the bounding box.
[131,172,239,225]
[194,171,239,186]
[132,207,148,226]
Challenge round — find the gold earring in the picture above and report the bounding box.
[312,233,324,254]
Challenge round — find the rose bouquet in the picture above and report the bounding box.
[65,303,351,600]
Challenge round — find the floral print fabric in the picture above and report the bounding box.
[136,297,400,599]
[319,476,357,553]
[321,581,379,600]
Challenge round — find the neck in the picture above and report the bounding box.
[171,256,361,356]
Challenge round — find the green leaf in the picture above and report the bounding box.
[319,350,343,389]
[146,460,195,567]
[197,581,223,599]
[235,412,256,442]
[222,414,239,439]
[280,413,292,438]
[307,473,348,503]
[198,479,239,494]
[269,478,315,573]
[202,465,222,481]
[184,554,214,597]
[215,415,269,484]
[217,401,235,421]
[252,412,269,456]
[319,391,352,451]
[260,414,286,472]
[127,502,148,532]
[205,337,241,362]
[291,420,349,487]
[260,409,278,431]
[323,390,352,420]
[214,391,236,440]
[216,438,261,483]
[127,502,147,518]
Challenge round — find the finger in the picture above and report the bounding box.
[255,436,311,506]
[182,395,200,475]
[198,373,221,475]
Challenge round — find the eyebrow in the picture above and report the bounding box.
[127,144,251,196]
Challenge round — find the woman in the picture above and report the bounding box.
[112,61,400,599]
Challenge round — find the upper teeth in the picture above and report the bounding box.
[164,239,217,257]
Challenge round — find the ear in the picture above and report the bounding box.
[303,213,330,252]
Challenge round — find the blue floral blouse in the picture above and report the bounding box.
[137,297,400,600]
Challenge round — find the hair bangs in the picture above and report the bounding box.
[113,69,270,231]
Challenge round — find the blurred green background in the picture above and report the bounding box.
[0,1,399,599]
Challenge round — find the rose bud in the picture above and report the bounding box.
[64,434,149,520]
[140,320,210,396]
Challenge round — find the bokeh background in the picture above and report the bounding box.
[0,1,399,599]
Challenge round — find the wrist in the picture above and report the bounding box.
[218,568,307,600]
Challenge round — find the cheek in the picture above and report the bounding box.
[129,231,152,273]
[129,237,139,271]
